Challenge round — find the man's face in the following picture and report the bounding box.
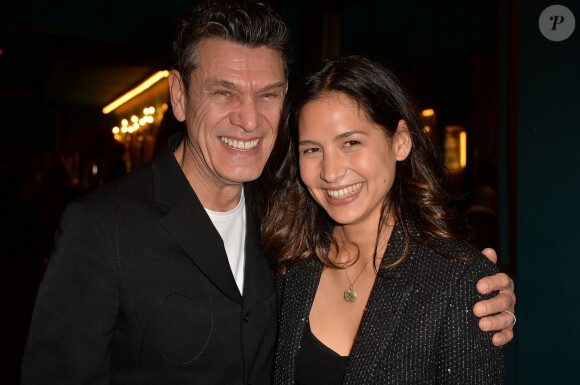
[170,38,286,189]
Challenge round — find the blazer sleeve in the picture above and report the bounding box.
[435,256,505,384]
[21,200,119,384]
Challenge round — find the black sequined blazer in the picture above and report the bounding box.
[274,222,504,384]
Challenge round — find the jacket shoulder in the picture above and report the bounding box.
[399,237,498,286]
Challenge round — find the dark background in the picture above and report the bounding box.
[1,1,579,384]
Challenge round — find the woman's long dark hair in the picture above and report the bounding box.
[259,56,468,272]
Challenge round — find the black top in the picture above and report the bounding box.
[295,321,349,385]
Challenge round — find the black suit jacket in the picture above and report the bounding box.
[22,134,277,384]
[275,223,504,384]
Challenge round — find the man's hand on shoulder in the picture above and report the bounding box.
[474,248,516,347]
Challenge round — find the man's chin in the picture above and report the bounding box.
[222,168,264,185]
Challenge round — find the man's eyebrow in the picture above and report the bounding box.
[257,82,286,93]
[203,80,286,93]
[204,79,237,90]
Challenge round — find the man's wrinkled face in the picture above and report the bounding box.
[171,38,286,189]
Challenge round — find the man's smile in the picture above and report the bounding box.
[219,136,261,151]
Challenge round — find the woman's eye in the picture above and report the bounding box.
[344,140,360,147]
[302,147,320,154]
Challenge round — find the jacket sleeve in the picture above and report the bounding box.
[21,200,119,384]
[435,256,505,384]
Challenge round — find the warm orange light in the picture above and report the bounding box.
[102,70,169,114]
[424,125,431,133]
[421,108,435,117]
[459,131,467,168]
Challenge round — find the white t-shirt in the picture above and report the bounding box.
[205,190,246,295]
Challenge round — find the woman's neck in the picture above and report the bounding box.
[332,214,396,265]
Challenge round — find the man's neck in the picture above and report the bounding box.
[174,141,243,212]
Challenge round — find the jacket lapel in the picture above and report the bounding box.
[153,136,242,304]
[344,224,414,384]
[276,257,322,384]
[241,183,274,310]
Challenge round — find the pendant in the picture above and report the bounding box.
[344,287,357,302]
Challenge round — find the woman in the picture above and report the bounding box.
[260,56,504,384]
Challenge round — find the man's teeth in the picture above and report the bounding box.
[326,183,363,199]
[220,137,260,151]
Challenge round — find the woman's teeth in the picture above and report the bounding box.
[326,183,362,199]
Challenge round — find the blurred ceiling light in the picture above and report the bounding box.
[460,131,467,168]
[421,108,435,117]
[102,70,169,114]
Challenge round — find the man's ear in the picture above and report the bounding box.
[169,70,187,122]
[394,120,412,161]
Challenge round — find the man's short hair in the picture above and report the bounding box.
[173,0,292,92]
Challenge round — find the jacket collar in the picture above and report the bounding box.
[280,222,417,384]
[241,183,275,310]
[344,221,415,383]
[153,133,243,304]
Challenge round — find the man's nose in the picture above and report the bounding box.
[230,98,261,131]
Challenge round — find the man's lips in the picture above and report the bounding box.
[219,136,261,151]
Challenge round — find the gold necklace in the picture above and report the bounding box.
[343,257,373,303]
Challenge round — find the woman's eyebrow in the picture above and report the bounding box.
[332,130,366,142]
[298,139,320,147]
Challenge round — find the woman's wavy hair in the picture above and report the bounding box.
[259,56,467,272]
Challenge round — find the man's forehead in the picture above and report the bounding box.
[194,38,285,81]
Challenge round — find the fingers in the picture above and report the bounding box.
[473,291,513,317]
[477,272,514,295]
[481,248,498,264]
[491,328,514,347]
[477,307,515,330]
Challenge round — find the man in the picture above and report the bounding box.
[22,1,515,384]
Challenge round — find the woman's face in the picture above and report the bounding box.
[298,92,410,229]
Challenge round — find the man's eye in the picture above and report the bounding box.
[261,92,280,100]
[215,90,230,97]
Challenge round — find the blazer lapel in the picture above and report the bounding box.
[241,184,274,310]
[344,224,414,384]
[153,138,242,304]
[276,257,322,384]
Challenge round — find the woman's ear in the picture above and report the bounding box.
[393,120,412,161]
